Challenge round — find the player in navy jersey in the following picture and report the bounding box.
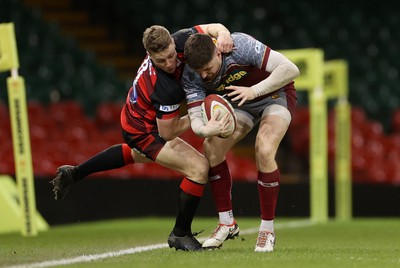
[51,24,233,252]
[182,33,300,252]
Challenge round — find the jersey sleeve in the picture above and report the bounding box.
[151,75,185,120]
[181,65,206,109]
[231,33,271,71]
[172,26,202,53]
[151,102,181,120]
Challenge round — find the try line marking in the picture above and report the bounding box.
[5,220,314,268]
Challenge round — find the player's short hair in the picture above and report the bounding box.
[184,33,216,70]
[142,25,173,55]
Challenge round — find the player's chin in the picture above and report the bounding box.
[165,67,176,74]
[205,74,217,81]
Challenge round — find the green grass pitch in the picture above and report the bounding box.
[1,217,399,268]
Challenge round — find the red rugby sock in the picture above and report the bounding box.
[258,169,280,220]
[209,160,233,212]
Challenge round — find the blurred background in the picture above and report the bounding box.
[1,0,399,224]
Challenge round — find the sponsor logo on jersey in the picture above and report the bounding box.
[215,70,248,91]
[159,104,180,112]
[187,92,199,99]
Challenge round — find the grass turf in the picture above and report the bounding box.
[1,218,399,268]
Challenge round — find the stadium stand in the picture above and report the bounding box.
[1,0,399,184]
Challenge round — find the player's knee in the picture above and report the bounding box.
[256,140,277,160]
[188,157,209,184]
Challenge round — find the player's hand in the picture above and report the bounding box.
[216,32,234,53]
[226,85,256,106]
[203,110,232,137]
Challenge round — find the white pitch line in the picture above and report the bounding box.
[4,219,314,268]
[4,244,168,268]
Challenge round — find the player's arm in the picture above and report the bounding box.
[198,23,233,53]
[157,115,190,141]
[188,105,231,138]
[182,65,231,138]
[250,50,300,97]
[227,39,300,105]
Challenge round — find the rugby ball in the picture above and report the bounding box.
[201,94,237,138]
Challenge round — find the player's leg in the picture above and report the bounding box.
[201,113,253,249]
[255,104,291,252]
[156,137,209,183]
[121,130,208,251]
[51,143,150,200]
[155,137,209,251]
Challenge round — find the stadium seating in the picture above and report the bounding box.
[66,0,400,130]
[288,105,400,185]
[0,0,127,109]
[392,109,400,133]
[0,100,259,180]
[1,0,399,184]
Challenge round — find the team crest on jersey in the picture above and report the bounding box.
[271,94,279,99]
[159,104,180,112]
[254,41,262,54]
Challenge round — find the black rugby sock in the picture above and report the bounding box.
[76,144,128,180]
[173,188,201,236]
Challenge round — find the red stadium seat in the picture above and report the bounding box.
[392,109,400,133]
[386,165,400,185]
[48,101,85,126]
[27,101,47,120]
[351,106,367,125]
[96,102,123,130]
[287,106,310,156]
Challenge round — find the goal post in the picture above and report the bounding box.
[324,60,352,221]
[280,49,352,222]
[280,48,328,223]
[0,22,47,236]
[0,175,48,234]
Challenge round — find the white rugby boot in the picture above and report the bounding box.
[254,231,275,252]
[202,221,240,249]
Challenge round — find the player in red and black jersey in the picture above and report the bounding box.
[121,24,232,158]
[51,24,233,251]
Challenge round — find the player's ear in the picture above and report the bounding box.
[146,51,152,58]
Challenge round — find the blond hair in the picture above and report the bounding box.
[142,25,173,55]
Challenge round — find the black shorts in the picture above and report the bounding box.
[122,130,166,161]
